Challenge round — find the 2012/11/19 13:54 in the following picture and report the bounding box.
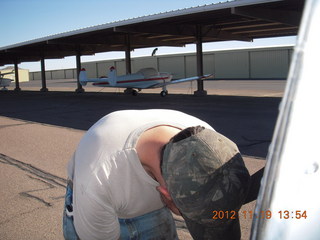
[212,210,308,220]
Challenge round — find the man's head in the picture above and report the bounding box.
[160,126,250,239]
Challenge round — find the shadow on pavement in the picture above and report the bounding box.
[0,91,281,158]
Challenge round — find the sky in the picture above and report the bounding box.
[1,0,296,72]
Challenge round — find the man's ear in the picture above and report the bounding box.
[156,186,172,201]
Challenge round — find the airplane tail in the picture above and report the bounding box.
[79,67,117,87]
[108,66,117,86]
[79,68,88,86]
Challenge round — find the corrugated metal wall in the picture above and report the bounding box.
[250,49,290,79]
[29,46,293,81]
[215,51,249,79]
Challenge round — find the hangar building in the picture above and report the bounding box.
[29,45,293,81]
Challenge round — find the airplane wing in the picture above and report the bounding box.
[149,74,213,89]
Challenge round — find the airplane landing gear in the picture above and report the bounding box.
[160,90,168,97]
[124,88,139,96]
[160,84,168,97]
[1,86,8,91]
[132,90,138,96]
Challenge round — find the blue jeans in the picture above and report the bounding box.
[119,207,178,240]
[63,183,178,240]
[63,182,79,240]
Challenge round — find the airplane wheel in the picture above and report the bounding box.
[160,90,168,97]
[132,90,138,96]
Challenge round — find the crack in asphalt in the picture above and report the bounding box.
[0,206,43,226]
[0,122,35,129]
[0,153,66,188]
[0,153,67,207]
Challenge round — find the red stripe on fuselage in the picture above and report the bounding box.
[92,77,169,86]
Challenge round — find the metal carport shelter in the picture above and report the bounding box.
[0,0,304,95]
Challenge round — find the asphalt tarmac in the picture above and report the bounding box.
[0,79,285,239]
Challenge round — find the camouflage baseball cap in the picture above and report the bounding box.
[162,127,250,240]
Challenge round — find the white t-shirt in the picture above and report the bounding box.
[68,109,213,240]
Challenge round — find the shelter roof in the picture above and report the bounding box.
[0,0,305,66]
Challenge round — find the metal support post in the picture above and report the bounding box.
[14,61,21,92]
[194,25,207,96]
[40,57,48,92]
[125,34,132,74]
[75,51,84,93]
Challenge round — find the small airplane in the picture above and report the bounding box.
[0,70,14,91]
[79,66,212,96]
